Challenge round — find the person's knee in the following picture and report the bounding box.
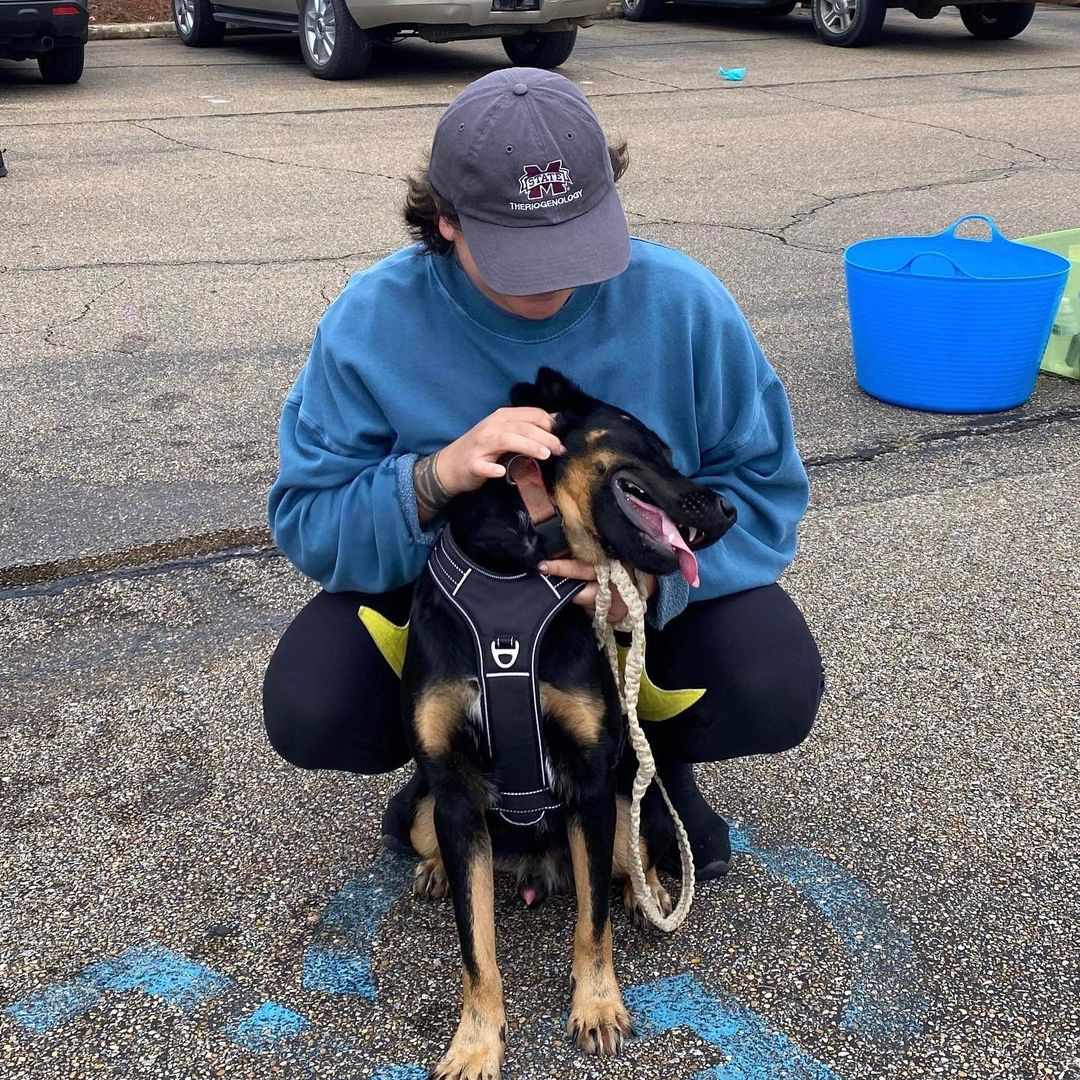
[732,662,823,755]
[262,662,340,770]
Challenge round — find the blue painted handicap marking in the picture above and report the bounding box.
[223,1001,310,1052]
[302,852,413,998]
[625,973,839,1080]
[730,828,929,1048]
[4,946,232,1035]
[3,831,924,1077]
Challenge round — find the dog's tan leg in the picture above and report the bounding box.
[432,806,506,1080]
[410,795,448,900]
[567,818,632,1056]
[612,797,672,928]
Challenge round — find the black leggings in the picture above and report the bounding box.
[263,583,824,774]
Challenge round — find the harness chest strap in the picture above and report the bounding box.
[427,529,585,826]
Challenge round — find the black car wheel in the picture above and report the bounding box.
[172,0,225,46]
[959,2,1035,38]
[299,0,373,79]
[811,0,886,45]
[37,44,84,83]
[622,0,666,20]
[502,28,577,68]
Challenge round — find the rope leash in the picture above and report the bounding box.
[592,562,695,933]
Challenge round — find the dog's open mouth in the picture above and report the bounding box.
[612,471,702,587]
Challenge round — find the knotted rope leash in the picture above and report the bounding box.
[592,561,695,932]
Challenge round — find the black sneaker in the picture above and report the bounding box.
[380,768,428,857]
[0,150,7,179]
[654,763,732,881]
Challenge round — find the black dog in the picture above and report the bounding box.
[402,368,735,1080]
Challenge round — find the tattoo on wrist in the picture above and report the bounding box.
[414,451,452,518]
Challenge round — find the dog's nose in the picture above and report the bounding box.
[718,496,737,523]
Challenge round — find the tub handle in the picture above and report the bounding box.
[895,252,974,278]
[939,214,1006,244]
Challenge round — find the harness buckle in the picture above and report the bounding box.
[491,636,520,670]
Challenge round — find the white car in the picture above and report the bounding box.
[172,0,602,78]
[621,0,1037,47]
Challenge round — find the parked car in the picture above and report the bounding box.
[621,0,1037,47]
[171,0,603,79]
[0,0,87,82]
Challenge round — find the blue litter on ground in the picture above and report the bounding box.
[718,66,747,81]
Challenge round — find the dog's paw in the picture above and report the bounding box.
[430,1032,504,1080]
[414,857,449,900]
[567,992,633,1057]
[623,874,672,928]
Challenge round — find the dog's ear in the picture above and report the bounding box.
[510,367,598,416]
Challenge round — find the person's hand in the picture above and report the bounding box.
[438,407,565,495]
[538,559,657,624]
[414,408,564,523]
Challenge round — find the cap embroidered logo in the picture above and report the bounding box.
[518,160,573,200]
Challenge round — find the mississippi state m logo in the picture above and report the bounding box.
[518,160,573,200]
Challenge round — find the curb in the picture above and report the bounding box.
[89,20,175,39]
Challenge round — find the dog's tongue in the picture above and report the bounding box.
[521,886,539,907]
[626,494,700,588]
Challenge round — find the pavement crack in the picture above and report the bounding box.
[630,163,1054,254]
[320,279,339,311]
[775,166,1035,246]
[803,407,1080,470]
[755,85,1051,166]
[631,214,786,243]
[584,65,682,92]
[35,277,127,346]
[0,527,275,595]
[2,250,389,275]
[131,120,404,185]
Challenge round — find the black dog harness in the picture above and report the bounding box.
[427,529,585,827]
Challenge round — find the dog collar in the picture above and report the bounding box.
[504,454,570,560]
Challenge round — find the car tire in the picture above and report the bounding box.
[811,0,885,45]
[959,2,1035,38]
[501,29,577,68]
[760,1,798,14]
[37,44,84,83]
[622,0,666,21]
[299,0,373,79]
[171,0,226,46]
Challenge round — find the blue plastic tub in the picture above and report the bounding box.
[845,214,1070,413]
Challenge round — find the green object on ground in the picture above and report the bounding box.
[1018,228,1080,380]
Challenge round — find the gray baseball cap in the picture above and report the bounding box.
[428,68,630,296]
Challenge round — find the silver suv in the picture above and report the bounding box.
[171,0,603,78]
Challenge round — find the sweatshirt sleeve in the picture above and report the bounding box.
[650,292,808,629]
[267,325,440,594]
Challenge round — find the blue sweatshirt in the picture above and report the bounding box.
[268,239,809,628]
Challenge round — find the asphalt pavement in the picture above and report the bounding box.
[1,8,1079,1080]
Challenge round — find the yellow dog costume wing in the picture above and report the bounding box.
[358,606,704,723]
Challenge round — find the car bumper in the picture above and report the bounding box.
[0,0,88,55]
[345,0,606,31]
